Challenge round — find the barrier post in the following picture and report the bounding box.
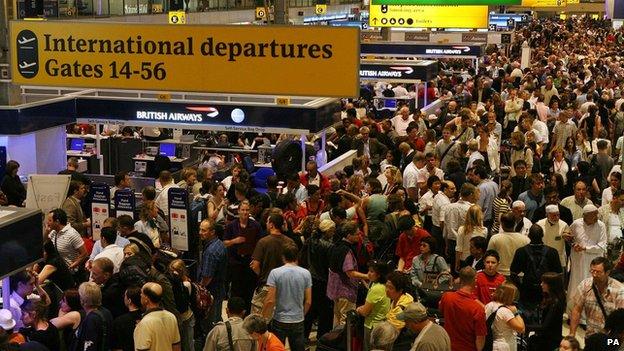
[2,277,9,312]
[300,134,306,172]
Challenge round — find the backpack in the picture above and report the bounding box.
[169,275,191,314]
[483,306,505,351]
[523,246,549,289]
[118,255,150,289]
[329,240,352,275]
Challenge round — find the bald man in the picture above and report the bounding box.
[391,106,414,137]
[134,283,181,351]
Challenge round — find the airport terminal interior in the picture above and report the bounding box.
[0,0,623,350]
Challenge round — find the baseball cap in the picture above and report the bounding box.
[397,302,428,322]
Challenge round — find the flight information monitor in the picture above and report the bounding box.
[159,143,176,157]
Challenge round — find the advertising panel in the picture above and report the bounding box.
[168,187,189,251]
[90,184,110,241]
[114,188,135,218]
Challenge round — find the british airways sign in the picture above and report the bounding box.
[359,60,438,82]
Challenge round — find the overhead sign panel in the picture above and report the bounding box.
[361,42,485,58]
[360,60,438,82]
[521,0,565,6]
[369,5,488,28]
[10,21,360,97]
[372,0,519,5]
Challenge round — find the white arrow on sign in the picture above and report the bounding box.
[390,66,414,74]
[452,46,471,52]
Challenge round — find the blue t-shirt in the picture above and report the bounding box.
[266,264,312,323]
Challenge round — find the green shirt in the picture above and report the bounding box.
[364,282,391,329]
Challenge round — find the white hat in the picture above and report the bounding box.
[512,200,525,208]
[546,205,559,214]
[0,309,16,331]
[583,204,598,214]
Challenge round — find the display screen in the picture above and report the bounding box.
[384,99,398,109]
[489,13,526,29]
[0,211,43,279]
[159,143,176,157]
[69,138,85,151]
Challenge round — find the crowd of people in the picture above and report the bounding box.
[2,14,624,351]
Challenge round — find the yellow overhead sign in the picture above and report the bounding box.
[315,4,327,15]
[521,0,565,6]
[369,5,488,28]
[10,21,360,97]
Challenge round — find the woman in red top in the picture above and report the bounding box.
[475,250,505,304]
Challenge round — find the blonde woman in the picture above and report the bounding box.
[509,131,533,177]
[550,146,569,185]
[383,166,402,195]
[168,259,195,351]
[134,202,161,247]
[455,205,488,272]
[484,282,525,351]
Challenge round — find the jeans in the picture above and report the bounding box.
[270,320,305,351]
[201,296,223,335]
[180,314,196,351]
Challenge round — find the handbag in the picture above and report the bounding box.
[192,283,213,314]
[417,269,455,309]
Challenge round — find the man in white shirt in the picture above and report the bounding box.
[403,152,425,201]
[444,183,477,271]
[432,181,455,255]
[504,89,524,130]
[391,106,415,137]
[92,227,125,273]
[500,201,533,237]
[510,62,523,80]
[47,209,88,274]
[540,78,559,106]
[567,205,608,311]
[282,173,308,204]
[8,271,35,330]
[87,217,130,270]
[155,171,180,216]
[417,153,445,194]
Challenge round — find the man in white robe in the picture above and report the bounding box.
[536,205,570,271]
[567,204,607,312]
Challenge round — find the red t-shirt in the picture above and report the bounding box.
[395,228,430,270]
[439,290,487,351]
[475,271,505,305]
[82,237,94,255]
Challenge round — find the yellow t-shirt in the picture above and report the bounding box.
[386,293,414,330]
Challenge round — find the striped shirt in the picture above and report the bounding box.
[492,197,511,234]
[50,224,84,269]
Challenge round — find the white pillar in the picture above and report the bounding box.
[521,41,531,70]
